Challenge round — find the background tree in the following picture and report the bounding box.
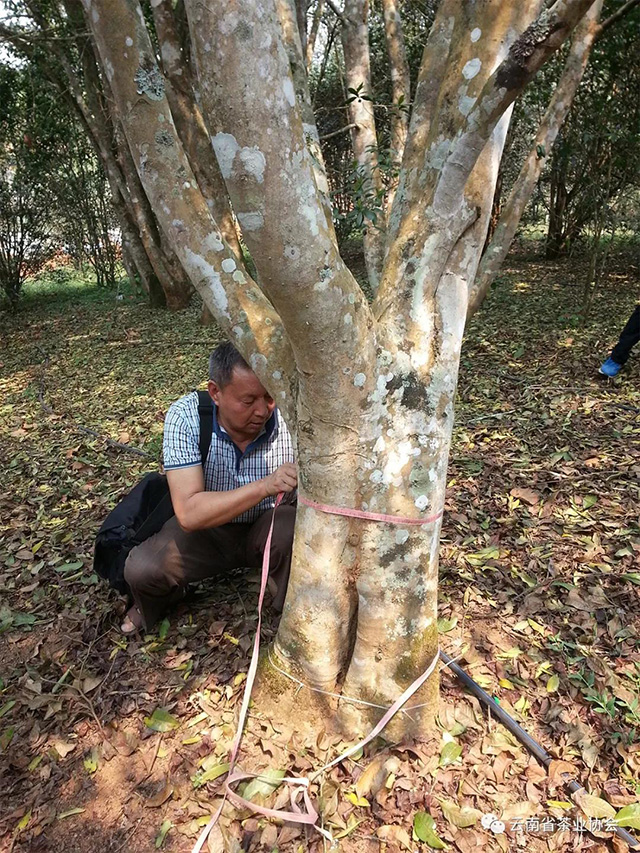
[1,0,193,308]
[475,0,640,301]
[54,129,122,289]
[0,62,63,308]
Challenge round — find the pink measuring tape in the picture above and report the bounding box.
[299,494,443,526]
[193,492,442,852]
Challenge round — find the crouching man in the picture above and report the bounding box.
[121,342,297,634]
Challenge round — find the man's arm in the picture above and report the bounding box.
[166,463,297,531]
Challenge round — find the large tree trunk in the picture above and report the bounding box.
[469,0,603,316]
[185,0,591,738]
[83,0,596,740]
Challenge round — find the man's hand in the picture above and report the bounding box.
[262,463,298,497]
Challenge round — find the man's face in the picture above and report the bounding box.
[208,367,275,442]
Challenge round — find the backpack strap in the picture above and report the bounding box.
[197,390,214,465]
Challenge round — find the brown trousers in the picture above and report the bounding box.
[124,505,296,630]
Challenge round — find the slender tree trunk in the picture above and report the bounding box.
[75,0,192,309]
[120,238,139,288]
[342,0,385,293]
[67,26,168,305]
[469,0,603,317]
[485,169,503,248]
[151,0,241,257]
[295,0,308,53]
[23,0,188,310]
[306,0,325,69]
[115,194,165,305]
[152,0,244,323]
[546,145,570,258]
[109,116,193,310]
[582,146,613,320]
[275,0,334,232]
[381,0,410,210]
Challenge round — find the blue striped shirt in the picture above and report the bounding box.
[163,391,294,523]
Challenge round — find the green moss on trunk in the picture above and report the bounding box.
[394,621,439,683]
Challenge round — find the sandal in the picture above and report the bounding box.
[121,605,144,635]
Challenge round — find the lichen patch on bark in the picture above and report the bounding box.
[134,64,165,100]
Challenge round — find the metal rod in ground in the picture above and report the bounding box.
[439,650,640,850]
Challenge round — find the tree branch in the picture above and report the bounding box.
[598,0,640,33]
[324,0,345,25]
[319,122,356,140]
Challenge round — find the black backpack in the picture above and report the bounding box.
[93,391,214,594]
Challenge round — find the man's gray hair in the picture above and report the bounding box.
[209,342,251,387]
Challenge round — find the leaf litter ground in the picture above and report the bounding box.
[0,248,639,853]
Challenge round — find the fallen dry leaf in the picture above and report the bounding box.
[355,754,399,800]
[440,799,482,828]
[377,824,412,851]
[603,779,638,808]
[51,740,76,758]
[206,824,225,853]
[572,789,616,820]
[510,488,540,505]
[145,776,174,808]
[82,675,103,693]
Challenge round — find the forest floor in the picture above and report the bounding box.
[1,245,639,853]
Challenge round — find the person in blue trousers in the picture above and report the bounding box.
[599,305,639,377]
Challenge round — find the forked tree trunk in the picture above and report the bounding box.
[184,0,590,737]
[84,0,596,738]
